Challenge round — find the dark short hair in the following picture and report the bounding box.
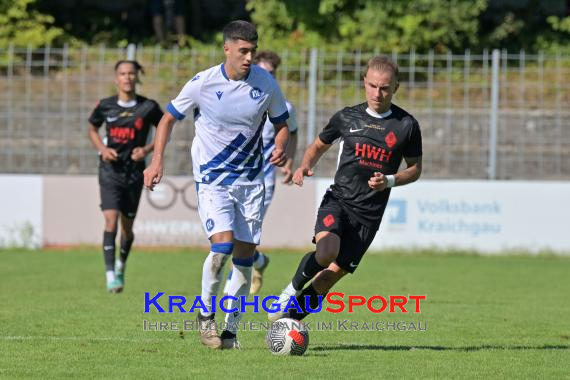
[253,51,281,69]
[114,60,145,75]
[365,56,398,79]
[223,20,258,43]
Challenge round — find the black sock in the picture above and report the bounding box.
[120,235,135,264]
[292,252,326,291]
[103,231,117,272]
[289,284,326,321]
[221,330,236,339]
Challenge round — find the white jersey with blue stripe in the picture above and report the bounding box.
[262,100,298,180]
[167,63,289,185]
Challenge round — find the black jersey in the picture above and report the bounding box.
[319,102,422,227]
[89,95,163,170]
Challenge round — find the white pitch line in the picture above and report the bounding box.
[2,336,175,343]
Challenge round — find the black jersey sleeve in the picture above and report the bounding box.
[88,101,105,128]
[403,118,423,157]
[318,111,343,144]
[149,100,164,126]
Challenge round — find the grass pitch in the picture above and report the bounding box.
[1,248,569,379]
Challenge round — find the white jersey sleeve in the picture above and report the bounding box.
[167,73,204,120]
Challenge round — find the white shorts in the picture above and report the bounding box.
[263,170,276,219]
[196,182,265,245]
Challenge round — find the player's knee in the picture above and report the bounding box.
[315,232,340,265]
[120,224,134,240]
[103,215,118,232]
[315,246,339,266]
[104,222,118,234]
[122,230,134,241]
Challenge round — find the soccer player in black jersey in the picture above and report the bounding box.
[268,55,423,321]
[88,60,163,293]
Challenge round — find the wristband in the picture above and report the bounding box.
[385,175,396,188]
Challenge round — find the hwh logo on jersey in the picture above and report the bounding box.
[354,143,392,163]
[110,126,135,143]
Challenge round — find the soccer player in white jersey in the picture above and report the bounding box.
[223,51,299,295]
[143,21,290,350]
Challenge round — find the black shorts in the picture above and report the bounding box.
[314,192,378,273]
[99,163,144,218]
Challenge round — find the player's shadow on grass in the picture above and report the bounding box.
[311,344,570,352]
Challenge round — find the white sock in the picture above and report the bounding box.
[115,260,125,273]
[222,268,233,295]
[285,282,296,295]
[224,263,252,333]
[253,252,266,270]
[200,251,230,317]
[106,270,115,283]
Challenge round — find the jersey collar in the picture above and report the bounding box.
[220,63,251,81]
[366,106,392,119]
[117,98,137,108]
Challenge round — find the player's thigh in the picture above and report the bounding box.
[98,167,122,212]
[314,192,346,260]
[231,184,264,245]
[119,178,144,219]
[335,222,377,274]
[196,183,234,238]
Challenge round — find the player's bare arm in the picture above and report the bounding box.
[368,155,422,191]
[88,124,118,162]
[143,112,177,190]
[293,137,331,186]
[269,121,289,167]
[281,129,298,184]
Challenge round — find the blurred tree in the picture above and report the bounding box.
[535,15,570,54]
[479,0,568,51]
[247,0,488,52]
[0,0,65,47]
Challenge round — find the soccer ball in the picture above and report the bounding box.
[265,318,309,356]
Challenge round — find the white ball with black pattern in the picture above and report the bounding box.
[265,318,309,356]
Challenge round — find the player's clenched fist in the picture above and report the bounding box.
[269,148,287,167]
[100,147,118,162]
[368,172,389,191]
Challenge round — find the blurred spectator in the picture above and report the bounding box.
[150,0,187,46]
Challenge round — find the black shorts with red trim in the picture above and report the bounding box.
[314,191,378,273]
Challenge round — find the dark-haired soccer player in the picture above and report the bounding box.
[222,50,299,296]
[88,60,163,294]
[268,55,423,321]
[144,21,290,350]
